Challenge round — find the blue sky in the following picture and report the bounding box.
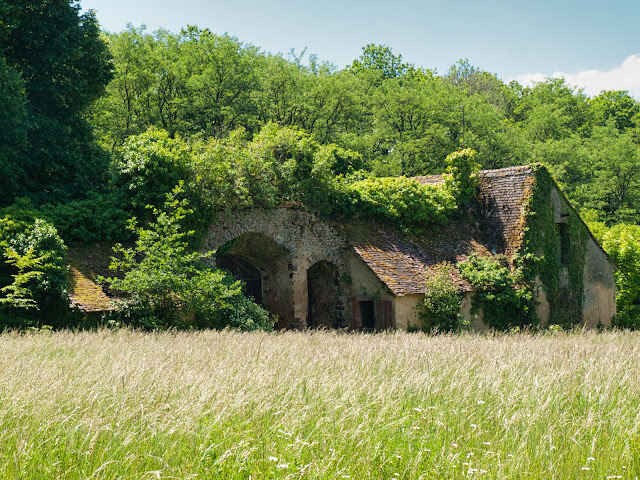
[80,0,640,98]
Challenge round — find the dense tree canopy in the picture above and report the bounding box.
[88,30,640,225]
[0,0,112,204]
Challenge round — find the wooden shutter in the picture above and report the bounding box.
[374,300,393,330]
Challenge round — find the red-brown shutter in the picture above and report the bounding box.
[374,300,393,330]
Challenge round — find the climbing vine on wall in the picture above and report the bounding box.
[521,165,588,326]
[458,253,534,331]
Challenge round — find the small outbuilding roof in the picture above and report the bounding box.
[67,244,118,313]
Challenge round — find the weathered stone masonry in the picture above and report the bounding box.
[199,165,616,330]
[202,207,353,329]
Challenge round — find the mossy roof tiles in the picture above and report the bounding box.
[67,244,119,313]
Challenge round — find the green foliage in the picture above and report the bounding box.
[115,128,193,214]
[416,263,465,332]
[0,57,26,204]
[458,254,533,331]
[89,28,640,229]
[590,90,639,132]
[347,44,416,81]
[0,202,70,328]
[594,224,640,328]
[91,26,263,149]
[0,247,44,310]
[444,148,480,205]
[346,176,456,231]
[191,123,363,218]
[39,191,131,244]
[121,123,465,234]
[105,184,273,331]
[584,125,640,224]
[0,0,113,204]
[7,220,69,310]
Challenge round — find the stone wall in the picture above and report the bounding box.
[202,207,351,329]
[201,201,615,331]
[550,186,615,327]
[582,237,616,327]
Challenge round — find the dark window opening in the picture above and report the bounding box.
[558,223,570,266]
[360,301,375,330]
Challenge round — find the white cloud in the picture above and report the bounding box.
[512,54,640,99]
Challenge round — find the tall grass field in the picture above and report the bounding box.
[0,329,638,479]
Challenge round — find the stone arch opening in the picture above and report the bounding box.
[307,261,340,329]
[217,254,262,303]
[216,233,292,328]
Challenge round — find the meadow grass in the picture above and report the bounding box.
[0,329,639,479]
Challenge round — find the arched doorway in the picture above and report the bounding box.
[216,233,292,328]
[307,261,339,329]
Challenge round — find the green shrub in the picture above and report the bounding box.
[0,202,71,328]
[105,184,274,331]
[191,123,363,216]
[126,125,464,236]
[595,223,640,328]
[416,263,466,332]
[458,254,534,331]
[444,148,480,206]
[39,191,131,244]
[114,128,193,214]
[346,176,456,231]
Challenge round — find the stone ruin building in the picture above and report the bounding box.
[201,165,616,330]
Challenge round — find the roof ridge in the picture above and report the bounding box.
[412,165,534,185]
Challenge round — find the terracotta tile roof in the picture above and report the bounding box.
[349,165,537,296]
[415,165,536,257]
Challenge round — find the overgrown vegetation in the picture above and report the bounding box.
[416,263,466,332]
[458,254,534,330]
[104,184,273,331]
[443,148,481,206]
[0,203,71,329]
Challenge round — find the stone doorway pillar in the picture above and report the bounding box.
[290,261,308,329]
